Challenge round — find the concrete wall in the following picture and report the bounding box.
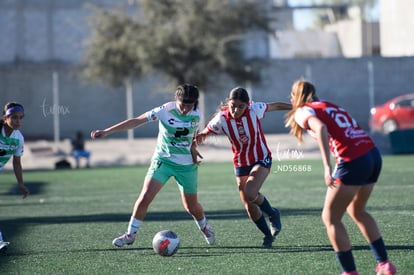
[1,56,414,140]
[380,0,414,57]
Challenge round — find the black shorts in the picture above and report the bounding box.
[333,147,382,185]
[234,156,272,177]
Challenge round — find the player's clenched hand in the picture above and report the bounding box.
[194,133,207,145]
[324,169,335,188]
[90,130,107,139]
[19,183,29,199]
[191,140,203,165]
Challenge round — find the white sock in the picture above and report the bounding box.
[127,216,142,236]
[195,216,207,229]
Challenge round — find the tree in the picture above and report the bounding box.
[82,7,145,87]
[82,0,271,138]
[135,0,271,87]
[82,6,149,139]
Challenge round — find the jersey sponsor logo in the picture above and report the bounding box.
[344,127,368,139]
[171,141,190,147]
[168,118,194,128]
[174,128,189,138]
[0,139,19,153]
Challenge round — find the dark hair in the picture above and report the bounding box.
[3,102,24,115]
[1,102,24,127]
[228,87,250,103]
[175,84,199,110]
[216,87,250,113]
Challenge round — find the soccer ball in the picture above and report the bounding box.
[152,230,180,256]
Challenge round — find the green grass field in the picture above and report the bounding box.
[0,156,413,274]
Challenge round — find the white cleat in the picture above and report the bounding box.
[200,223,215,245]
[0,241,10,251]
[112,233,135,247]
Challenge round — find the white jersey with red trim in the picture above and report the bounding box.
[207,102,271,167]
[294,100,374,162]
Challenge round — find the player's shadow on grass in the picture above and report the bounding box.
[1,247,152,257]
[4,243,413,259]
[175,244,414,257]
[1,181,46,196]
[0,206,345,227]
[9,207,323,223]
[0,210,249,230]
[203,208,323,220]
[148,209,249,221]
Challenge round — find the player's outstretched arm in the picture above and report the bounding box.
[194,128,210,145]
[91,113,148,139]
[267,102,292,112]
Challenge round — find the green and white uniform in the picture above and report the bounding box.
[144,101,201,193]
[0,126,24,171]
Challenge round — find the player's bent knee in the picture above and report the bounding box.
[246,193,259,203]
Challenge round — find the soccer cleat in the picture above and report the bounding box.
[269,208,282,238]
[262,235,274,249]
[112,233,136,247]
[200,222,215,245]
[376,261,397,275]
[341,271,360,275]
[0,241,10,251]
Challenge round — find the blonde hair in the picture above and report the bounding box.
[284,80,317,144]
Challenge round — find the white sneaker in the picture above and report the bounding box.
[0,240,10,251]
[112,233,135,247]
[200,223,215,245]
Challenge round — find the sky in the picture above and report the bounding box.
[288,0,380,30]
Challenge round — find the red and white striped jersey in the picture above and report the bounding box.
[295,100,375,163]
[207,102,271,167]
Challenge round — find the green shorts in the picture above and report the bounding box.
[145,159,198,194]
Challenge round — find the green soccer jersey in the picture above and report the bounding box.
[145,101,201,166]
[0,126,24,171]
